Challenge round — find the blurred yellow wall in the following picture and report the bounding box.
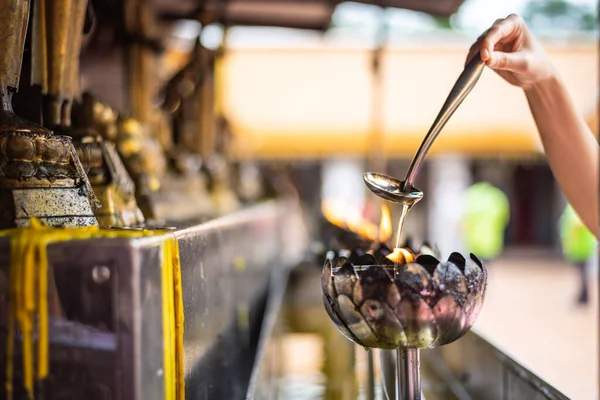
[218,40,597,159]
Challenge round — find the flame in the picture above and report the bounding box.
[386,248,415,264]
[322,200,378,242]
[379,205,392,243]
[321,200,347,229]
[346,208,378,241]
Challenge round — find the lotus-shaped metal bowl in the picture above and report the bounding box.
[321,249,487,350]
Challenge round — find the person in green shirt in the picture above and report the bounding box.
[559,205,598,305]
[463,182,510,263]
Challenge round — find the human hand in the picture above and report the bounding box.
[465,14,556,89]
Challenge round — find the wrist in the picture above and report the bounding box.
[523,68,561,96]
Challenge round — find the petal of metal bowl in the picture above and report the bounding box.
[321,250,487,350]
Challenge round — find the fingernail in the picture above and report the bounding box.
[482,49,490,60]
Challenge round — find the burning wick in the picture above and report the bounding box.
[386,247,415,264]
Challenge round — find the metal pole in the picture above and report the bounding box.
[399,348,421,400]
[366,6,388,175]
[365,7,388,222]
[396,349,402,400]
[367,350,376,400]
[380,349,396,400]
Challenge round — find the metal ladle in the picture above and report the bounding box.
[364,53,486,203]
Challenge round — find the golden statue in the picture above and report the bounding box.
[115,114,165,220]
[115,0,174,221]
[28,0,147,228]
[0,0,98,228]
[121,7,218,222]
[199,46,239,214]
[72,93,145,227]
[162,41,239,218]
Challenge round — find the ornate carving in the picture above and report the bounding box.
[0,0,98,228]
[70,94,145,227]
[75,139,105,184]
[0,132,81,183]
[92,101,118,142]
[116,115,165,192]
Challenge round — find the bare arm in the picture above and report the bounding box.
[467,14,599,236]
[525,75,598,236]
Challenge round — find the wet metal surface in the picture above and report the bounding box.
[0,200,306,400]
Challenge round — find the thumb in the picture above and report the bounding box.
[486,51,529,73]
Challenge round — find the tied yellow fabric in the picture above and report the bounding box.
[161,237,185,400]
[0,219,185,400]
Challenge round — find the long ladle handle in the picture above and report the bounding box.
[403,54,485,188]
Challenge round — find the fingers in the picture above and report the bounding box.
[464,44,480,67]
[481,16,523,59]
[464,25,499,66]
[486,51,529,73]
[465,14,525,67]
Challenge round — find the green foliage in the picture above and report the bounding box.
[432,16,453,29]
[523,0,598,31]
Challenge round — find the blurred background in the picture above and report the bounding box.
[162,1,598,398]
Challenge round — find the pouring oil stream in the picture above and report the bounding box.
[364,53,486,400]
[365,53,485,250]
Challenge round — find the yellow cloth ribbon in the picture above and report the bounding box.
[0,220,184,400]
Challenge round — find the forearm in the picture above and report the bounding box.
[524,74,599,237]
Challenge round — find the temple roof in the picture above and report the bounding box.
[155,0,467,30]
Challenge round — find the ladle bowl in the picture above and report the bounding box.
[362,173,423,205]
